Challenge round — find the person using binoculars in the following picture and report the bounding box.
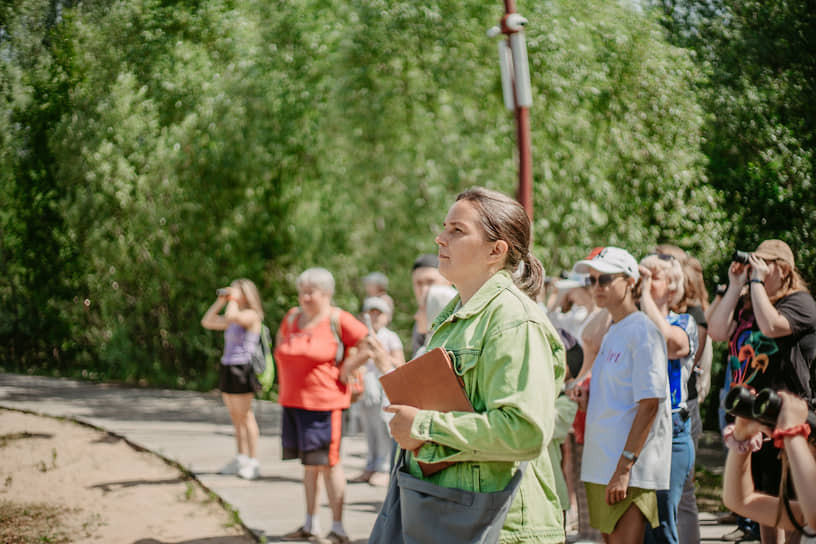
[723,389,816,540]
[201,279,264,480]
[709,239,816,544]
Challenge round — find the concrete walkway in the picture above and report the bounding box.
[0,373,747,543]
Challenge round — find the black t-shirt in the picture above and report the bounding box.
[685,305,707,401]
[728,291,816,399]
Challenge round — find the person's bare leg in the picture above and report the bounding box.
[304,465,321,516]
[608,503,647,544]
[322,463,346,523]
[563,439,577,512]
[231,393,258,458]
[760,524,782,544]
[221,393,246,454]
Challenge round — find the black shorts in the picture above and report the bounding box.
[219,363,260,394]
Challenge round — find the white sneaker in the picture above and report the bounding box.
[218,454,247,475]
[238,458,260,480]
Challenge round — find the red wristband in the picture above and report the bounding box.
[772,423,811,449]
[227,296,238,302]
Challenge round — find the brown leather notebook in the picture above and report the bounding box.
[379,347,474,476]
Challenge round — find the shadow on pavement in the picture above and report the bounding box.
[133,538,253,544]
[90,477,189,492]
[0,374,281,432]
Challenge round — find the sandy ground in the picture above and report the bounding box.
[0,408,255,544]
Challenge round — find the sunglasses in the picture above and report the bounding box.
[588,273,627,287]
[647,253,676,261]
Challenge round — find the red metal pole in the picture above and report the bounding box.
[516,108,533,220]
[501,0,533,220]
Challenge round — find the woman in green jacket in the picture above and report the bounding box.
[386,187,567,543]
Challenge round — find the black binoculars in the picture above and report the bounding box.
[732,250,751,264]
[724,385,816,445]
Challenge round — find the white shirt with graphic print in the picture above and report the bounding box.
[581,311,672,490]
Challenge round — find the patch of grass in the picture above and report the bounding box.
[695,465,726,513]
[223,504,242,529]
[0,499,71,544]
[184,482,195,501]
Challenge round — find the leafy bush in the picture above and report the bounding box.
[2,0,725,388]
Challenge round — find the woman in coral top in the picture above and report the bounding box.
[274,267,368,544]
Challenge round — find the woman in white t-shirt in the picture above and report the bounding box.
[570,247,671,543]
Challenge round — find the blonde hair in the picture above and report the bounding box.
[640,255,685,307]
[232,278,264,320]
[771,261,809,304]
[677,256,709,312]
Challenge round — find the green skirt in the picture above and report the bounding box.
[584,482,659,534]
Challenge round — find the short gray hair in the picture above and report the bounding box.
[363,272,388,290]
[296,267,335,296]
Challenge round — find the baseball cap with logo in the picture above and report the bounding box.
[754,239,795,267]
[573,246,640,281]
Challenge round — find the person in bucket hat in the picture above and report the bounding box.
[708,239,816,544]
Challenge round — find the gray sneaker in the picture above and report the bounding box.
[217,455,244,475]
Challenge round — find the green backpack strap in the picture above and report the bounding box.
[330,308,344,364]
[257,322,277,390]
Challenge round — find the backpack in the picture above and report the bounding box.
[250,323,273,377]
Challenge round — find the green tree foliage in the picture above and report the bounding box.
[527,0,723,271]
[652,0,816,429]
[0,0,85,371]
[654,0,816,284]
[1,0,723,388]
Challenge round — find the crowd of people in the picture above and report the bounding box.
[201,187,816,544]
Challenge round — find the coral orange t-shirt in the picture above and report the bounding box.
[274,307,368,411]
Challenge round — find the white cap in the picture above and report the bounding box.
[362,296,391,315]
[555,272,589,290]
[573,246,640,281]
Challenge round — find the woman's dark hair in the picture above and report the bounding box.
[455,187,545,299]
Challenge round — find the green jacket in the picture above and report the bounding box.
[408,271,567,544]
